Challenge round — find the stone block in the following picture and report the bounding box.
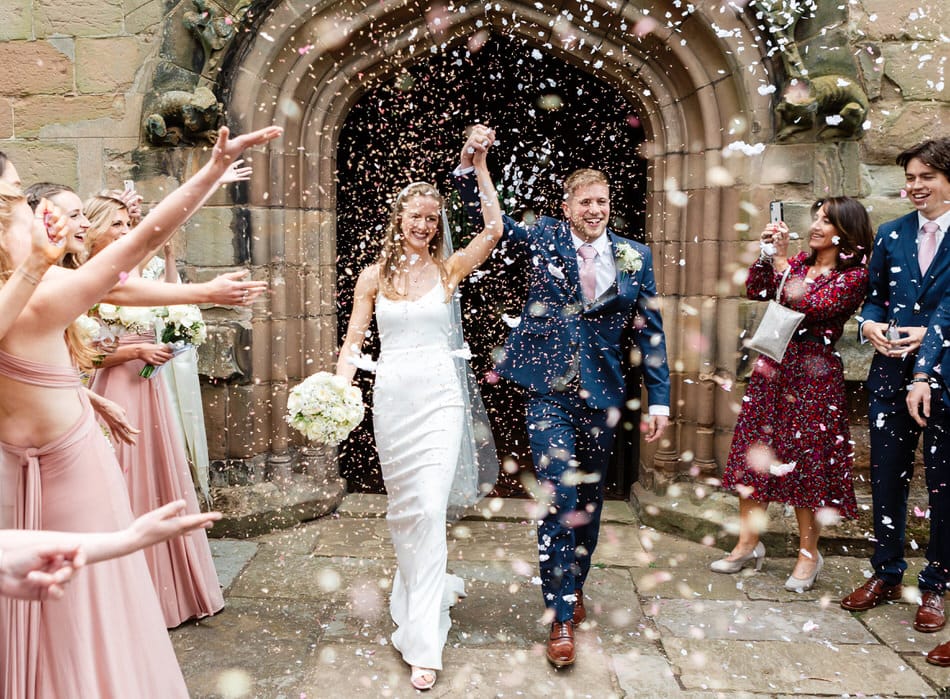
[0,3,32,41]
[13,94,126,138]
[124,0,163,34]
[882,41,950,100]
[862,164,906,198]
[0,99,13,139]
[815,141,863,197]
[0,41,73,96]
[75,37,146,93]
[201,381,229,460]
[863,196,915,232]
[864,101,950,165]
[759,143,814,185]
[226,383,273,458]
[35,0,123,37]
[197,320,248,380]
[181,206,239,266]
[855,0,947,41]
[857,42,886,100]
[1,141,77,189]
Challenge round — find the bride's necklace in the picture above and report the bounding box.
[398,255,436,295]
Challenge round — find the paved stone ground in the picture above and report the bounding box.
[172,494,950,698]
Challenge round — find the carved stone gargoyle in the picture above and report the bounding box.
[183,0,236,74]
[775,75,869,141]
[144,86,222,147]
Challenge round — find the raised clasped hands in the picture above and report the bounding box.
[460,124,496,169]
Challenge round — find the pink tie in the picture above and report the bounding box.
[578,244,597,301]
[920,221,939,274]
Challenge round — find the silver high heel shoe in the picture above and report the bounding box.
[709,541,766,573]
[784,553,823,592]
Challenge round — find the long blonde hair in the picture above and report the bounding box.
[0,181,98,371]
[83,191,128,259]
[376,182,449,299]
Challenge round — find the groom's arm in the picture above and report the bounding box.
[632,246,671,411]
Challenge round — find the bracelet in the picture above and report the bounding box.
[912,377,932,384]
[16,267,41,285]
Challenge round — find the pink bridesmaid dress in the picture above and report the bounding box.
[90,331,224,628]
[0,348,189,698]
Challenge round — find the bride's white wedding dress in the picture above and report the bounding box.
[373,281,467,670]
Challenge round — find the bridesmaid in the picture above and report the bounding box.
[83,191,224,627]
[0,125,281,698]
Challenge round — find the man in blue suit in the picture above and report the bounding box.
[453,127,670,667]
[842,138,950,636]
[907,283,950,666]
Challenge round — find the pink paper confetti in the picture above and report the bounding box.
[118,271,129,285]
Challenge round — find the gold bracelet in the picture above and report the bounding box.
[17,267,41,285]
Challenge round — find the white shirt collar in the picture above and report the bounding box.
[571,230,611,255]
[917,209,950,234]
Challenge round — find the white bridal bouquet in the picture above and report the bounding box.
[286,371,365,445]
[139,304,207,379]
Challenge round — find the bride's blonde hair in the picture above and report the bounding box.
[376,182,449,299]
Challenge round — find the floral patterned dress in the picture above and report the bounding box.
[721,253,869,518]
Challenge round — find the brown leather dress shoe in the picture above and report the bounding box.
[840,576,903,611]
[914,591,946,632]
[573,590,586,625]
[927,640,950,666]
[546,621,575,667]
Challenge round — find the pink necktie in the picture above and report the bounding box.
[578,244,597,301]
[919,221,939,274]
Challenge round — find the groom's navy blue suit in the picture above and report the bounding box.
[455,172,670,622]
[860,210,950,593]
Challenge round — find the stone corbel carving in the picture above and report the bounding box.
[183,0,237,74]
[775,75,869,141]
[144,86,222,146]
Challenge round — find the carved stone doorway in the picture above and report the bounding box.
[334,34,647,497]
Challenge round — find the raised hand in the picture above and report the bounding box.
[0,544,84,601]
[218,158,253,185]
[202,269,268,306]
[30,197,69,266]
[459,124,496,169]
[210,126,283,173]
[116,189,144,226]
[127,499,221,550]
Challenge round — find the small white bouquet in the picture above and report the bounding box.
[160,304,207,347]
[95,302,159,334]
[286,371,364,445]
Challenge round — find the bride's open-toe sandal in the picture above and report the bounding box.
[410,666,436,691]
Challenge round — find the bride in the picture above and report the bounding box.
[336,126,500,691]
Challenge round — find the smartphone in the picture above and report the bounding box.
[769,200,783,224]
[123,179,135,193]
[886,319,901,342]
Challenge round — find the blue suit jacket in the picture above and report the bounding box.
[454,172,670,410]
[860,211,950,403]
[915,287,950,396]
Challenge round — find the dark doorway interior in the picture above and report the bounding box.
[335,33,648,498]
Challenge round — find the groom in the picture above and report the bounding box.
[454,127,670,667]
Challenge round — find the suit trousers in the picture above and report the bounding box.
[526,390,617,622]
[869,388,950,593]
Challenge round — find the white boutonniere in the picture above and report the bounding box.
[615,243,643,273]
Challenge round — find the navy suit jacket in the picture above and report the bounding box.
[453,171,670,410]
[915,286,950,402]
[860,211,950,405]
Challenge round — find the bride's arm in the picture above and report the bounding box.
[446,144,502,286]
[335,265,378,383]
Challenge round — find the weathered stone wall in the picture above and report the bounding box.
[1,1,947,518]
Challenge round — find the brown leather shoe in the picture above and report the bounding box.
[840,576,903,611]
[927,640,950,666]
[573,590,586,625]
[546,621,575,667]
[914,591,946,632]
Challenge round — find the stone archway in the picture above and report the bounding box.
[210,0,777,521]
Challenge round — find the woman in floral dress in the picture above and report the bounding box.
[711,197,874,592]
